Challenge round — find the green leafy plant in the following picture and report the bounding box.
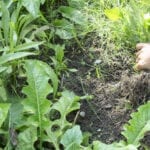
[19,60,57,149]
[49,44,68,76]
[0,59,90,149]
[61,125,91,150]
[0,1,44,100]
[50,0,89,40]
[0,1,43,73]
[0,103,10,127]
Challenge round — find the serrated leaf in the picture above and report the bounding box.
[0,103,10,127]
[45,91,81,149]
[16,127,37,150]
[61,125,83,148]
[0,52,36,65]
[122,101,150,147]
[22,60,53,129]
[58,6,86,25]
[40,60,58,97]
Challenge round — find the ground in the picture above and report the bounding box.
[63,47,150,148]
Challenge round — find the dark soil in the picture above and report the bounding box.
[63,50,150,147]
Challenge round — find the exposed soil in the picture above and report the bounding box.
[63,49,150,147]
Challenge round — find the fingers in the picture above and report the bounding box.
[136,49,144,62]
[136,49,143,56]
[135,43,150,70]
[135,60,145,70]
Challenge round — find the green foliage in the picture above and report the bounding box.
[45,90,84,149]
[61,125,83,149]
[0,0,150,149]
[122,101,150,147]
[0,79,7,101]
[52,19,75,40]
[58,6,86,25]
[0,1,44,100]
[0,1,43,76]
[50,44,67,75]
[21,60,57,148]
[0,59,86,149]
[16,127,37,150]
[0,103,10,127]
[49,0,88,40]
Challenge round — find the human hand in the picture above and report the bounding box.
[135,43,150,70]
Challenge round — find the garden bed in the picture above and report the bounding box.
[64,49,150,147]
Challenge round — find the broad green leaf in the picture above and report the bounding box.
[0,52,36,65]
[9,101,23,127]
[58,6,86,25]
[22,60,56,148]
[0,79,7,101]
[53,19,75,39]
[0,67,8,73]
[15,41,44,52]
[93,141,137,150]
[1,1,10,45]
[21,0,41,17]
[0,103,10,127]
[16,127,37,150]
[61,125,83,148]
[122,101,150,147]
[105,7,122,21]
